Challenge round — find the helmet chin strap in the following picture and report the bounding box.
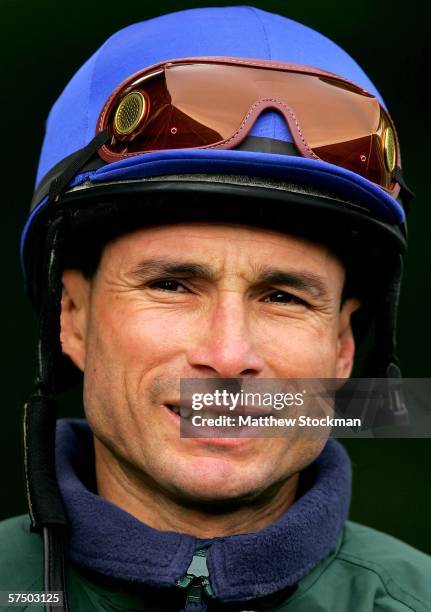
[373,252,409,428]
[24,214,70,612]
[23,132,111,610]
[343,252,409,431]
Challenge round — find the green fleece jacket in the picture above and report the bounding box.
[0,514,430,611]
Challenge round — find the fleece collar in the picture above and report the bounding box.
[55,418,351,602]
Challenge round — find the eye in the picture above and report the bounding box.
[148,279,188,293]
[262,290,306,305]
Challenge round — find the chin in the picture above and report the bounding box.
[167,465,270,508]
[171,481,266,512]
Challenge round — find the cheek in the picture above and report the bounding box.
[82,295,189,459]
[87,297,184,366]
[83,295,199,413]
[255,319,339,377]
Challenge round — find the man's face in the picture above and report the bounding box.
[61,223,358,506]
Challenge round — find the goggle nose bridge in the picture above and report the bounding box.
[206,97,319,161]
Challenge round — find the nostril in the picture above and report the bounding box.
[241,369,259,376]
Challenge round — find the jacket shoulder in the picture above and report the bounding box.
[339,521,431,610]
[0,515,43,591]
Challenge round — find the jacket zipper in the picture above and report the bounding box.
[176,547,214,610]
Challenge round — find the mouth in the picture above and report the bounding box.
[163,403,182,425]
[164,402,180,416]
[162,402,258,447]
[164,401,199,419]
[163,402,275,419]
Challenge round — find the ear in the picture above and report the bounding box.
[60,269,91,372]
[335,297,361,379]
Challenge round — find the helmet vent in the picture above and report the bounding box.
[114,91,147,136]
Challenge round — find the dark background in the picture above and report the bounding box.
[1,1,430,552]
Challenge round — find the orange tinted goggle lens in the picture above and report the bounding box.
[98,61,399,193]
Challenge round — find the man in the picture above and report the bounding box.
[1,5,430,612]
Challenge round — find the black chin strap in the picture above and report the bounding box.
[360,253,409,429]
[31,129,109,211]
[24,130,110,612]
[24,214,69,612]
[43,526,69,612]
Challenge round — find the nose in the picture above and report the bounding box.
[186,293,265,377]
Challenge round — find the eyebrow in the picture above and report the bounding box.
[131,259,216,282]
[131,258,329,299]
[253,268,329,300]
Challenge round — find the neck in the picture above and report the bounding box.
[94,437,299,538]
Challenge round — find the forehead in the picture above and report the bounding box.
[102,222,342,270]
[97,223,347,299]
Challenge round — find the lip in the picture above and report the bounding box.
[163,399,275,418]
[161,403,257,448]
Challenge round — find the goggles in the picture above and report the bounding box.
[97,57,401,195]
